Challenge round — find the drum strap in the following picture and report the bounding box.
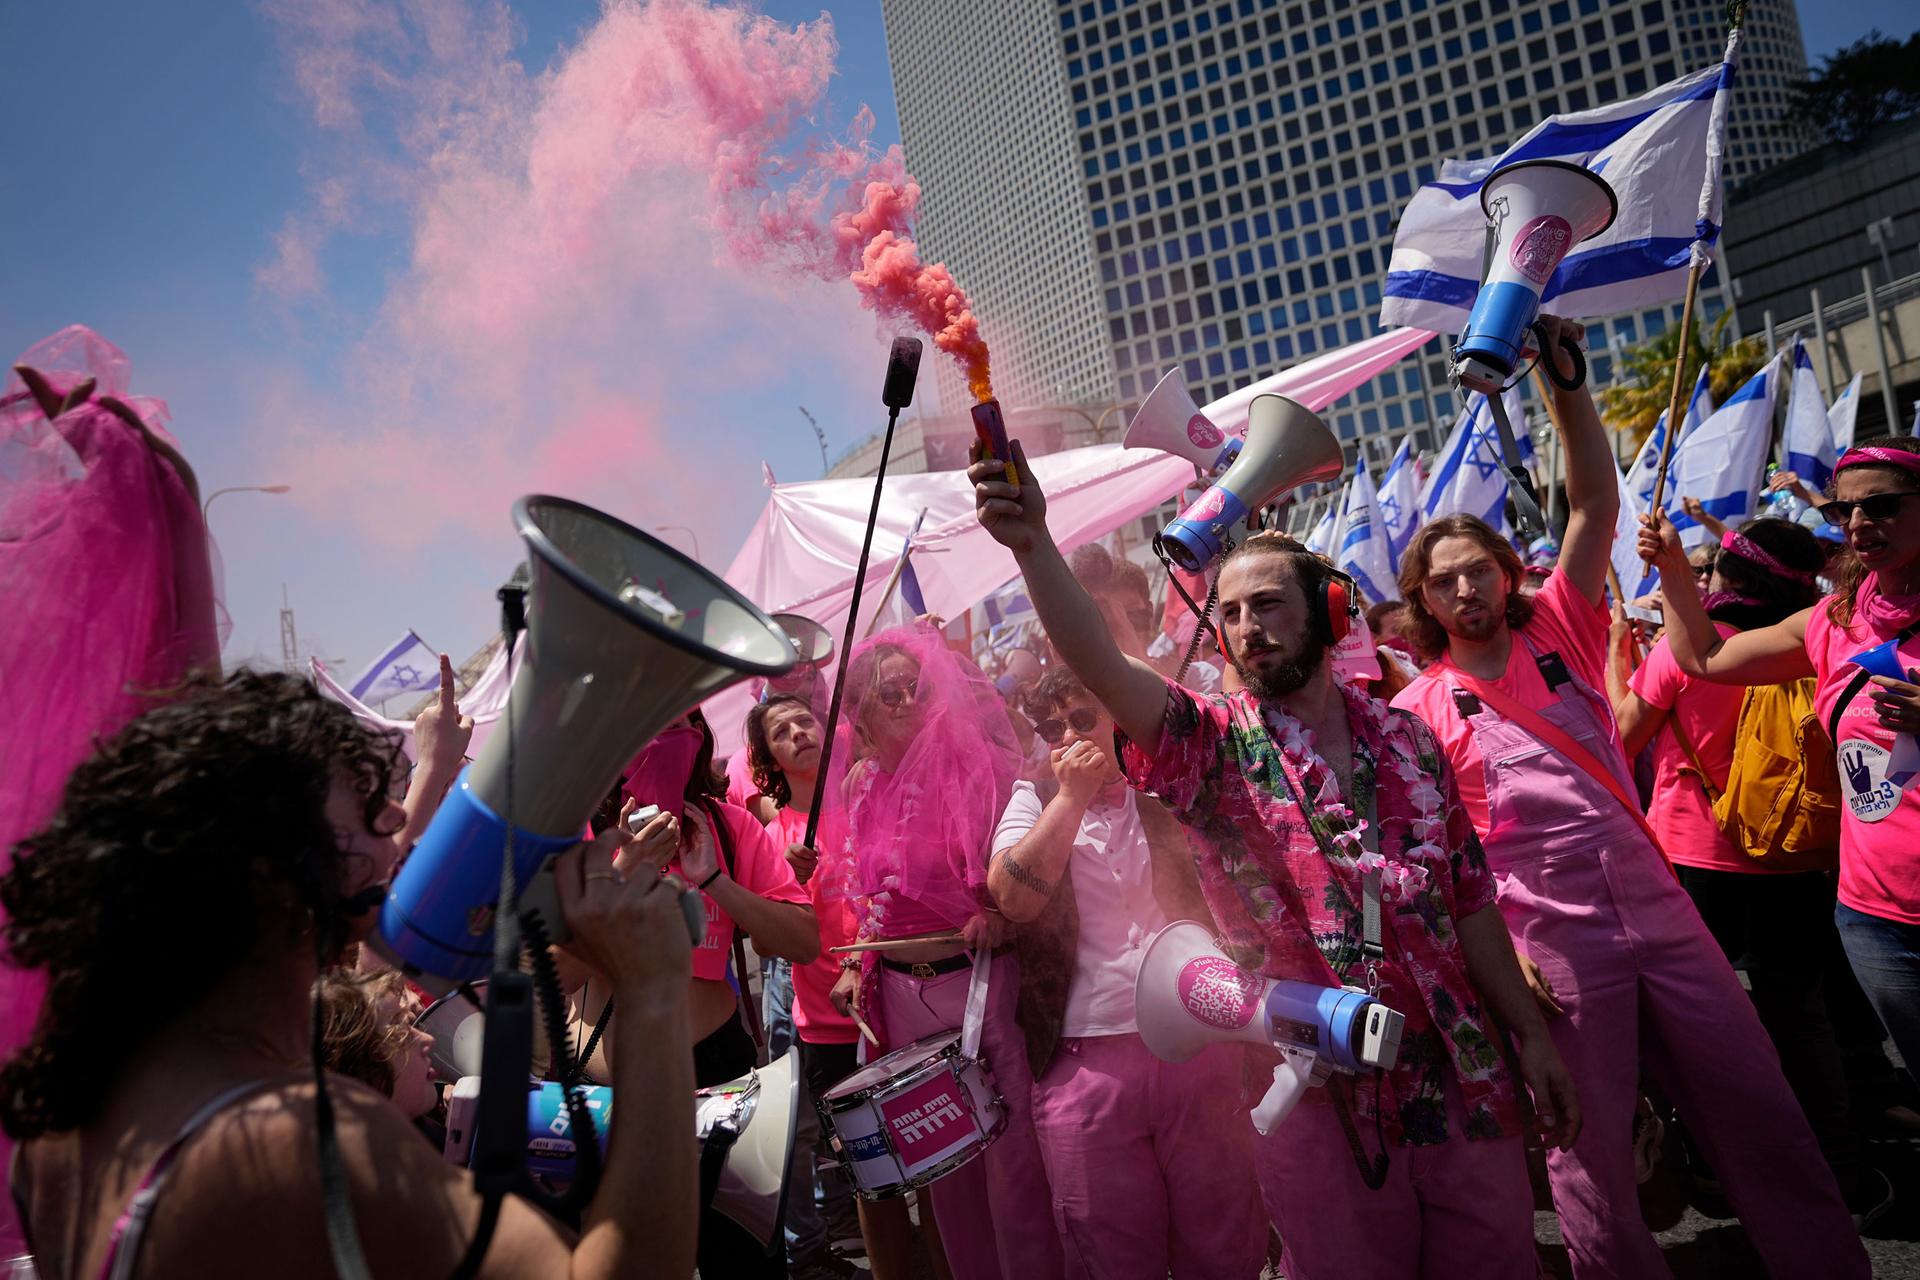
[960,948,992,1061]
[698,1122,741,1217]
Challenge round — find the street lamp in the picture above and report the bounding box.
[203,484,291,522]
[798,406,829,476]
[655,524,703,563]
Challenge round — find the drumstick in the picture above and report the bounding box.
[850,1009,881,1049]
[829,932,967,955]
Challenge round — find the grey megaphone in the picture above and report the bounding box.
[1126,367,1241,471]
[1157,394,1344,573]
[699,1048,802,1252]
[377,495,797,984]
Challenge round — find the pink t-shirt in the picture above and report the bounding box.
[1806,601,1920,925]
[766,806,859,1044]
[1392,570,1611,836]
[671,802,810,983]
[725,747,760,809]
[1628,627,1781,874]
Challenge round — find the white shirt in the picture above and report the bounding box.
[991,781,1167,1038]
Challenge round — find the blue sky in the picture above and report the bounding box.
[0,1,1907,680]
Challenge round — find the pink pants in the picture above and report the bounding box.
[1256,1069,1535,1280]
[1500,839,1870,1279]
[1459,668,1868,1279]
[877,952,1064,1280]
[1030,1035,1267,1280]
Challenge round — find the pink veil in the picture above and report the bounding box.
[824,625,1020,937]
[0,326,224,1254]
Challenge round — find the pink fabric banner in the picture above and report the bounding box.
[703,327,1434,755]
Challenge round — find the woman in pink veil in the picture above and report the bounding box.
[0,326,222,1260]
[821,624,1064,1280]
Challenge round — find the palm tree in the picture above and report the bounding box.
[1599,310,1768,444]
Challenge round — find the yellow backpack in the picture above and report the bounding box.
[1708,678,1841,871]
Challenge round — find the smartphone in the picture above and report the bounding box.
[624,804,663,834]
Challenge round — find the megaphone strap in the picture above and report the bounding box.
[1330,1076,1391,1191]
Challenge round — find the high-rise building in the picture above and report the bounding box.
[880,0,1810,459]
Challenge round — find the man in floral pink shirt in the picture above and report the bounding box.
[973,445,1579,1280]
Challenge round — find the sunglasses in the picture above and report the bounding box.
[1033,707,1101,745]
[1819,492,1920,526]
[876,678,919,709]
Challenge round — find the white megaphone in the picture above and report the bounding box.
[1157,394,1343,573]
[1126,367,1242,472]
[1450,158,1617,395]
[1134,921,1405,1135]
[377,496,797,986]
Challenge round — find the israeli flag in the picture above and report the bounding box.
[1828,371,1864,459]
[1378,434,1421,566]
[1624,362,1714,511]
[1337,459,1399,605]
[1613,454,1655,604]
[347,630,440,707]
[1420,394,1510,531]
[1304,504,1339,556]
[1781,336,1836,488]
[1504,386,1538,474]
[1663,355,1782,548]
[1381,32,1741,335]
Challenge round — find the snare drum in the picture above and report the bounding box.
[816,1030,1004,1199]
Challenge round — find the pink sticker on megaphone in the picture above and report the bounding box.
[1177,956,1263,1030]
[1179,487,1228,524]
[1186,414,1224,449]
[1509,214,1573,285]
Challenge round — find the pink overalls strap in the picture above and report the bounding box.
[1445,634,1653,866]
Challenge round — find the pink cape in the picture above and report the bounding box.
[0,326,223,1255]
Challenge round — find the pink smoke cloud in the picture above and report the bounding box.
[256,0,994,552]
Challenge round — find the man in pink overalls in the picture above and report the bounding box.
[1391,322,1866,1279]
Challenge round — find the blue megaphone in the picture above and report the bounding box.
[1157,394,1342,573]
[1449,160,1617,395]
[1850,638,1910,682]
[374,496,795,986]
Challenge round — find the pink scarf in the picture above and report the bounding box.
[1858,573,1920,634]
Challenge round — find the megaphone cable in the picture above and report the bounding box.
[1152,533,1219,684]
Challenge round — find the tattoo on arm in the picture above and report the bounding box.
[1001,854,1055,896]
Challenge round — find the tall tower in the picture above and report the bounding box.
[881,0,1811,458]
[880,0,1119,416]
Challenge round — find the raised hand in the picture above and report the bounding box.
[412,654,474,781]
[971,438,1049,556]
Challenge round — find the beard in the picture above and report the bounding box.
[1231,633,1329,699]
[1444,603,1504,644]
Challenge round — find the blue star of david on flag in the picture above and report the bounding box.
[348,630,441,706]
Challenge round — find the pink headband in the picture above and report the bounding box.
[1719,529,1815,585]
[1835,445,1920,476]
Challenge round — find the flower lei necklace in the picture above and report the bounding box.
[1262,684,1448,904]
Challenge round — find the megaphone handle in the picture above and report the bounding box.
[1532,321,1586,391]
[1250,1052,1315,1136]
[1509,469,1548,544]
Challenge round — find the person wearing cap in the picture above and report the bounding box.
[1390,322,1864,1279]
[1650,433,1920,1145]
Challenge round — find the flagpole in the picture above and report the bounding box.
[861,507,929,638]
[1648,258,1707,515]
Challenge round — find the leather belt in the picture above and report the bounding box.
[880,952,971,979]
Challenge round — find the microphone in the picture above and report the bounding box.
[881,337,923,409]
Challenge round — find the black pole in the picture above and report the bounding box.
[803,338,922,849]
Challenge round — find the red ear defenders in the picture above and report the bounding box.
[1312,570,1358,647]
